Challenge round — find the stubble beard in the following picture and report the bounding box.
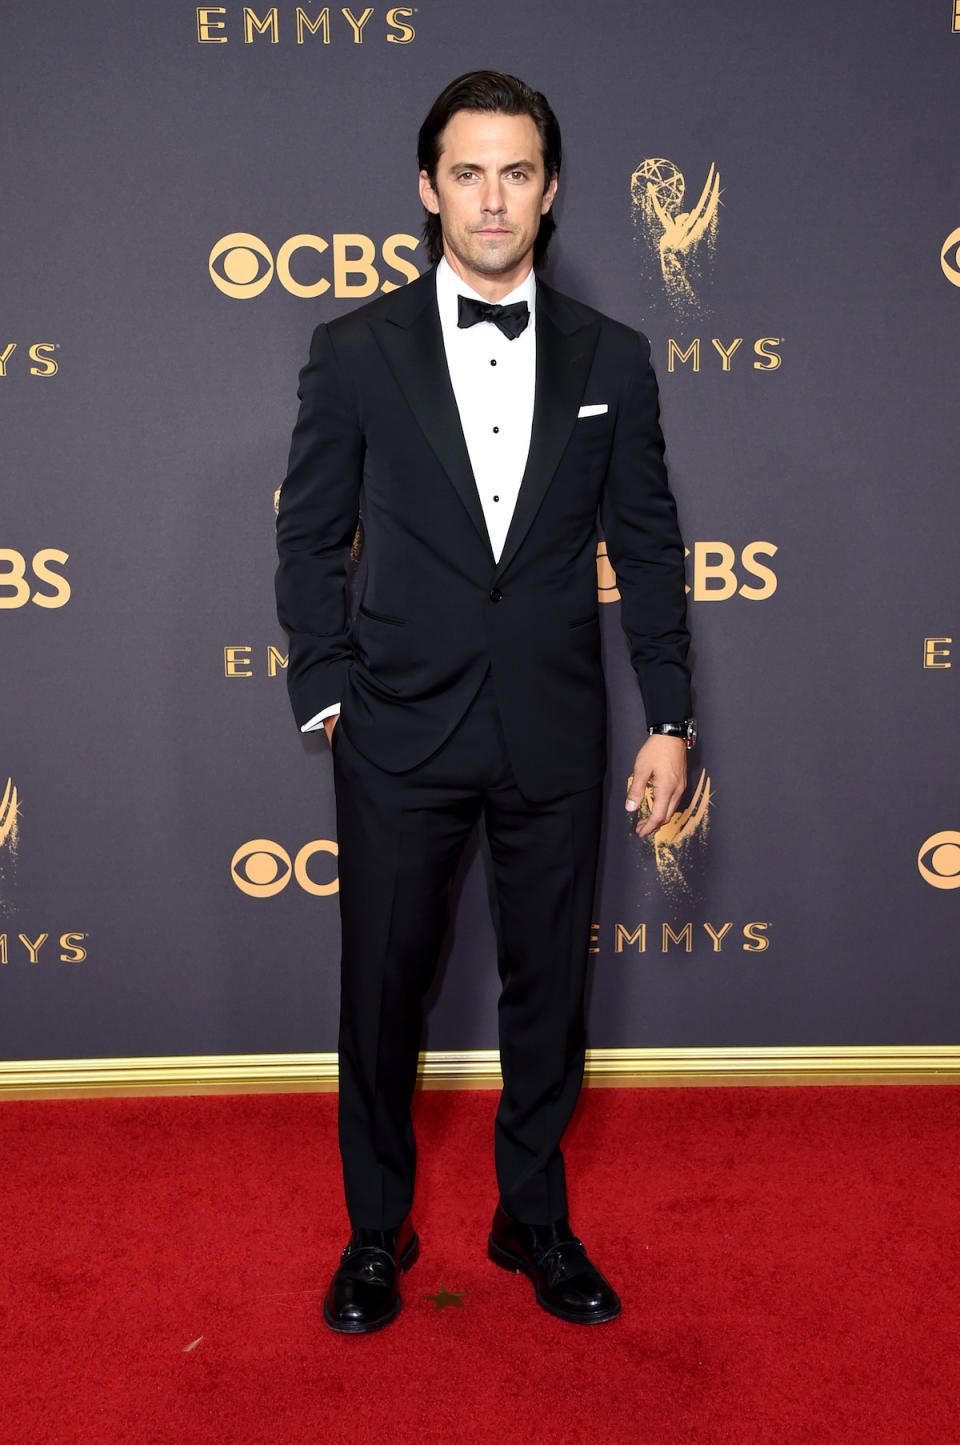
[447,225,530,279]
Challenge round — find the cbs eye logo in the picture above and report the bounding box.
[595,539,778,603]
[231,838,339,897]
[917,831,960,890]
[209,231,420,299]
[210,233,275,298]
[941,228,960,288]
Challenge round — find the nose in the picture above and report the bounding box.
[480,176,506,215]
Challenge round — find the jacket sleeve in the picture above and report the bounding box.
[599,330,693,725]
[275,323,364,729]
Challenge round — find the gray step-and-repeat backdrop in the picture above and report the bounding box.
[2,2,957,1064]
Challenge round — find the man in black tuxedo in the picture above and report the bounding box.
[276,70,694,1333]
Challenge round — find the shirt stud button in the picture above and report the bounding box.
[492,425,499,434]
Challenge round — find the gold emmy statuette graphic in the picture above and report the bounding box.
[0,779,19,850]
[940,227,960,287]
[630,159,721,311]
[917,831,960,890]
[0,777,21,906]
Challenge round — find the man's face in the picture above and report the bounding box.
[419,109,557,297]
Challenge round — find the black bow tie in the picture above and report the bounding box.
[457,294,530,340]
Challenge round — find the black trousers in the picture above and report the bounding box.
[332,675,603,1229]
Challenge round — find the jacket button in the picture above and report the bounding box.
[489,587,503,602]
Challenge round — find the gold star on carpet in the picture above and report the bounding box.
[422,1287,467,1311]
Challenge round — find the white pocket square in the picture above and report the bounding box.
[577,403,608,417]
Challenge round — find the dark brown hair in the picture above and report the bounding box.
[417,70,562,267]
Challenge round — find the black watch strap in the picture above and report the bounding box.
[648,718,697,749]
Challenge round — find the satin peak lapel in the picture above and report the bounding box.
[369,278,491,552]
[493,291,601,581]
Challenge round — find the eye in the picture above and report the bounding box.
[917,831,960,889]
[209,233,274,298]
[231,839,292,896]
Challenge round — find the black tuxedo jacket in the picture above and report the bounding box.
[276,267,691,801]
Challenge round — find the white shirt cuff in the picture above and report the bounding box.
[301,704,340,732]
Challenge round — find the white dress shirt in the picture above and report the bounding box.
[434,256,536,562]
[303,257,537,731]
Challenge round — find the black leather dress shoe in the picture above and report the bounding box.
[488,1204,621,1324]
[323,1216,419,1334]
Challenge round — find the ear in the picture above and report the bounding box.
[419,170,440,215]
[541,172,558,215]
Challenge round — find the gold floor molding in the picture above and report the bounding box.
[1,1046,958,1099]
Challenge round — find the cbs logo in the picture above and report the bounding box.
[209,232,420,299]
[917,831,960,890]
[687,542,778,600]
[596,540,777,602]
[940,227,960,287]
[231,838,338,897]
[0,549,70,608]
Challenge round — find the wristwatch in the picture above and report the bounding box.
[648,718,698,750]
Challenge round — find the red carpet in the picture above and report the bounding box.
[1,1086,958,1444]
